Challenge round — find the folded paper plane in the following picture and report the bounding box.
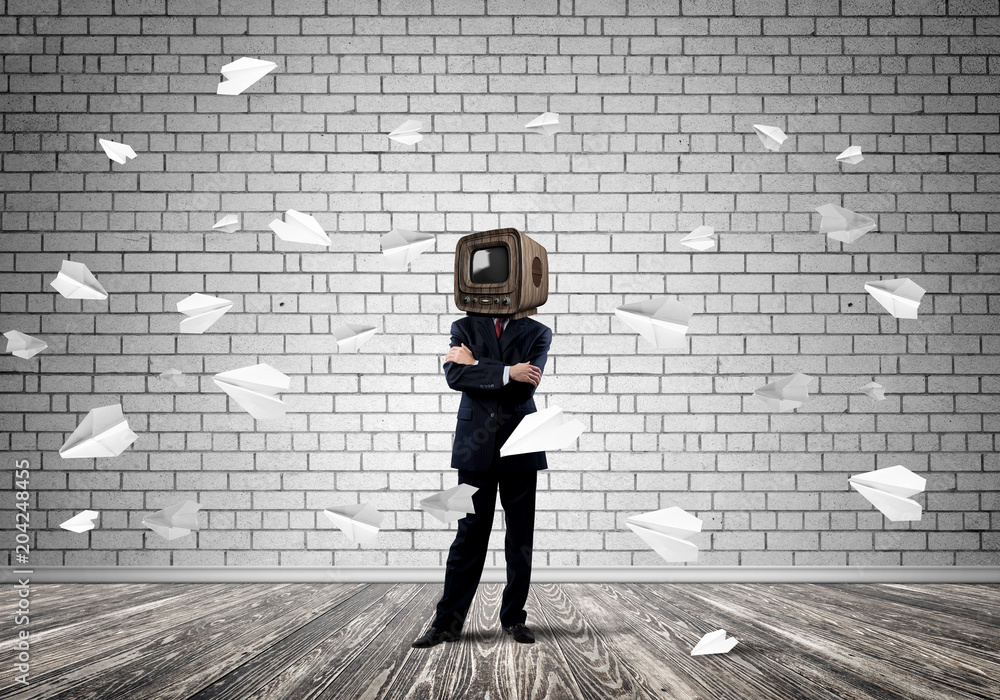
[4,330,47,359]
[864,278,926,319]
[387,120,423,145]
[59,404,138,459]
[625,506,702,563]
[679,225,716,252]
[99,138,136,165]
[615,297,693,350]
[420,484,479,523]
[524,112,561,136]
[753,124,787,151]
[50,260,108,300]
[269,209,331,247]
[143,500,201,540]
[217,57,277,95]
[499,406,584,458]
[332,323,377,353]
[158,368,185,386]
[212,214,240,233]
[849,465,925,521]
[859,382,886,401]
[837,145,864,165]
[754,372,813,412]
[816,203,876,244]
[177,293,233,334]
[213,363,289,420]
[323,504,385,546]
[380,229,435,270]
[60,510,99,533]
[691,630,739,656]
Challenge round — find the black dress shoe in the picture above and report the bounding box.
[411,627,459,648]
[503,623,535,644]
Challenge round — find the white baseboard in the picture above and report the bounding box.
[3,566,998,584]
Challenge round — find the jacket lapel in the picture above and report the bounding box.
[481,315,501,359]
[498,317,523,355]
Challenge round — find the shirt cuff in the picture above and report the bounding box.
[473,360,478,365]
[502,365,510,385]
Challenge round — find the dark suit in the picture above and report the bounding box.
[433,315,552,633]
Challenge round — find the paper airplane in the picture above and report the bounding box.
[691,630,739,656]
[158,368,185,386]
[217,57,277,95]
[50,260,108,300]
[4,330,47,359]
[60,510,99,533]
[752,124,787,151]
[816,203,876,244]
[387,120,423,145]
[268,210,331,247]
[332,323,377,353]
[176,293,233,334]
[59,404,138,459]
[679,225,716,252]
[499,406,584,458]
[322,504,385,546]
[859,382,886,401]
[625,506,702,563]
[524,112,561,136]
[213,363,289,420]
[99,138,136,165]
[849,465,926,521]
[420,484,479,523]
[754,372,813,412]
[212,214,240,233]
[837,145,864,165]
[143,500,202,540]
[615,297,693,350]
[864,278,926,319]
[380,229,435,270]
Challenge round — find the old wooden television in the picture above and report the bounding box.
[454,228,548,319]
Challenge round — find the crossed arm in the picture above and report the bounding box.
[443,322,552,402]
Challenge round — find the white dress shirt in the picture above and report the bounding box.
[472,317,510,385]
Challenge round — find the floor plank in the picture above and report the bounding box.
[0,583,247,696]
[2,582,997,700]
[657,583,999,700]
[185,583,405,699]
[3,584,364,700]
[529,582,654,700]
[601,582,845,700]
[829,583,1000,628]
[641,583,917,700]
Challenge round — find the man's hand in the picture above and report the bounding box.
[510,362,542,387]
[445,343,476,365]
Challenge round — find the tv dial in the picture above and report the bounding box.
[463,296,470,303]
[502,297,510,305]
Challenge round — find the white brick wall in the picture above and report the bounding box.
[1,0,998,569]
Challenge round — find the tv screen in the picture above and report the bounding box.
[470,246,509,284]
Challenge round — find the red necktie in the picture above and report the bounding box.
[495,318,503,339]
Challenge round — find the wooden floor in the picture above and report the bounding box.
[1,582,998,699]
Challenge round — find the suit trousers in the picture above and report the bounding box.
[432,459,538,633]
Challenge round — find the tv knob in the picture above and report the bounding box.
[463,296,470,304]
[502,297,510,306]
[494,298,499,303]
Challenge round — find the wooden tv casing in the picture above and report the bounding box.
[454,228,548,320]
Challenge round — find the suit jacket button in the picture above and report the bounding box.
[490,412,495,417]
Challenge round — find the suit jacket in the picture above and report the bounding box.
[444,315,553,472]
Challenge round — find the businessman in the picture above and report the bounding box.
[412,313,552,647]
